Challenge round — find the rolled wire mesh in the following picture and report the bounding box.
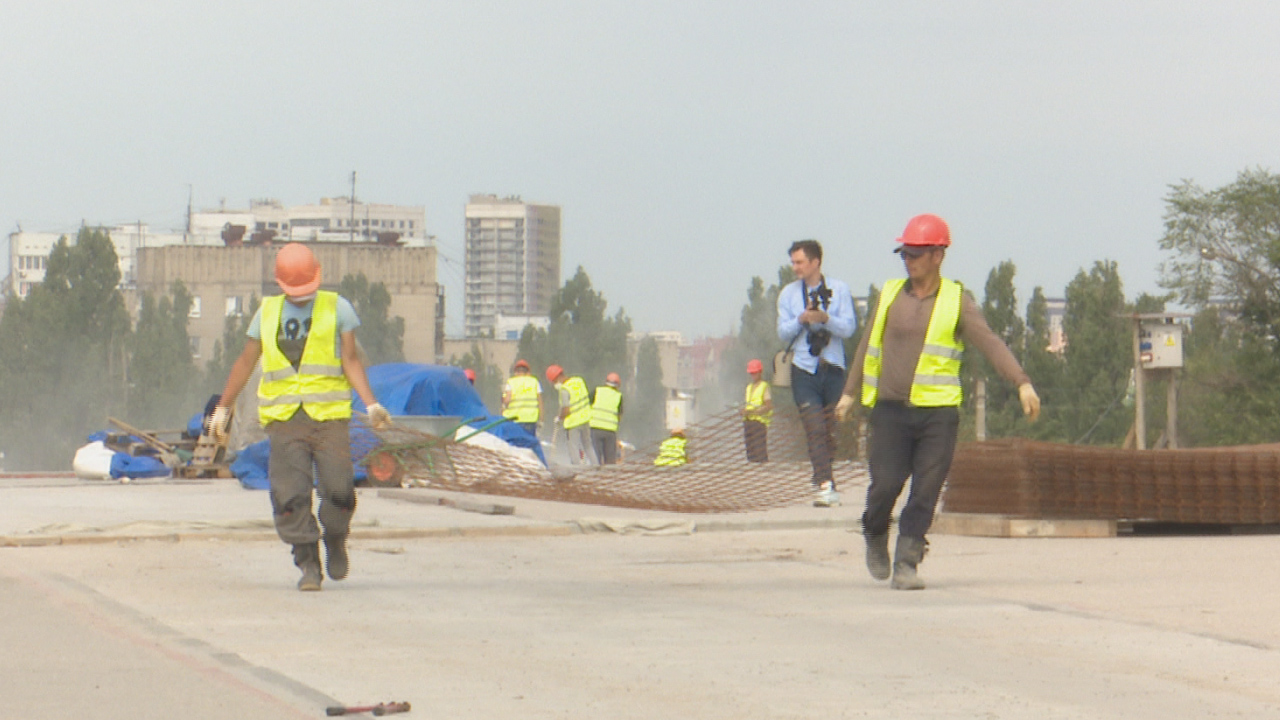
[353,406,869,514]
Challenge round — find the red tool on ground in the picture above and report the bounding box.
[325,701,411,716]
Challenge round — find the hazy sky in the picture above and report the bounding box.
[4,2,1279,338]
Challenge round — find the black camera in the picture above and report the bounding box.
[808,329,832,356]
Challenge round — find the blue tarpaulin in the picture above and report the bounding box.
[230,363,544,489]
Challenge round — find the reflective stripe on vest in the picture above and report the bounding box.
[590,385,622,431]
[562,376,592,429]
[258,291,352,426]
[504,375,541,423]
[861,277,965,408]
[654,436,688,466]
[744,381,772,426]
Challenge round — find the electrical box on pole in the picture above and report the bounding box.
[1138,321,1184,369]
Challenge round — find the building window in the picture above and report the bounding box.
[189,297,202,318]
[189,336,201,358]
[225,296,243,317]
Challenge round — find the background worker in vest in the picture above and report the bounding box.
[836,214,1041,591]
[740,358,773,462]
[547,365,597,465]
[208,243,391,592]
[589,372,624,465]
[777,239,857,507]
[653,428,688,466]
[502,359,542,437]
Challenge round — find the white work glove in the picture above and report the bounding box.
[366,402,392,429]
[835,394,857,421]
[1019,383,1041,422]
[207,406,231,442]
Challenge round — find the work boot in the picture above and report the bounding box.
[864,532,891,581]
[324,534,349,581]
[890,535,928,591]
[292,542,323,592]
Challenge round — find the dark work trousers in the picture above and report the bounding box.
[790,362,845,488]
[862,401,960,540]
[519,421,538,438]
[743,419,768,462]
[591,428,619,465]
[264,412,356,545]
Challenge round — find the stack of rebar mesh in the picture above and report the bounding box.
[354,406,868,514]
[943,438,1280,524]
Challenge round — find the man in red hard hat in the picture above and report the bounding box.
[463,368,477,385]
[547,364,596,465]
[208,243,391,592]
[836,214,1041,591]
[589,372,624,465]
[740,358,773,462]
[502,359,542,437]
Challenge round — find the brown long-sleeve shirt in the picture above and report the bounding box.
[843,280,1031,404]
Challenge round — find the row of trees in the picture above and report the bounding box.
[0,229,405,470]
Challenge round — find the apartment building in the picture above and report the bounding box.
[464,194,561,338]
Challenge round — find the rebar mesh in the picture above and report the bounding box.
[944,438,1280,523]
[353,406,869,514]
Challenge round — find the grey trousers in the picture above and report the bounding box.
[264,412,356,544]
[591,428,618,465]
[566,423,597,465]
[862,402,959,540]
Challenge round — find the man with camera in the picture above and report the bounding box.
[776,239,856,507]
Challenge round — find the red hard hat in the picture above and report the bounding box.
[275,243,322,296]
[513,359,530,370]
[463,368,476,382]
[606,372,621,386]
[746,358,764,374]
[896,214,951,248]
[546,364,564,383]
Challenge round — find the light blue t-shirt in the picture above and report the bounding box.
[247,294,361,358]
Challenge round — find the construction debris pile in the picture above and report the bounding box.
[944,438,1280,524]
[355,405,868,514]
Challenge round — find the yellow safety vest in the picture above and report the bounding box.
[590,386,622,432]
[504,375,540,423]
[744,381,772,426]
[561,376,592,429]
[862,277,965,408]
[258,291,352,426]
[654,436,688,466]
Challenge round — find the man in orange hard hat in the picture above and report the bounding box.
[547,364,596,465]
[208,242,391,592]
[836,214,1041,590]
[463,368,476,385]
[589,372,624,465]
[502,359,542,437]
[740,358,773,463]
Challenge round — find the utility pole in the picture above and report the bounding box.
[349,171,357,244]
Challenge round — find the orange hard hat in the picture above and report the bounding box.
[463,368,476,382]
[896,214,951,250]
[671,428,686,437]
[546,364,564,383]
[746,358,764,374]
[513,359,530,370]
[606,372,621,386]
[275,243,322,296]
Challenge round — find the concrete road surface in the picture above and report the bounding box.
[2,475,1279,718]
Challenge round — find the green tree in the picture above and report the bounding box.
[1158,167,1280,446]
[963,261,1026,439]
[1022,286,1066,441]
[127,281,199,428]
[205,294,260,396]
[720,265,794,411]
[451,342,504,413]
[1059,261,1131,445]
[339,273,405,365]
[0,228,130,469]
[628,336,666,446]
[1159,167,1280,345]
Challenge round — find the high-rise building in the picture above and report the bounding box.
[464,194,561,338]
